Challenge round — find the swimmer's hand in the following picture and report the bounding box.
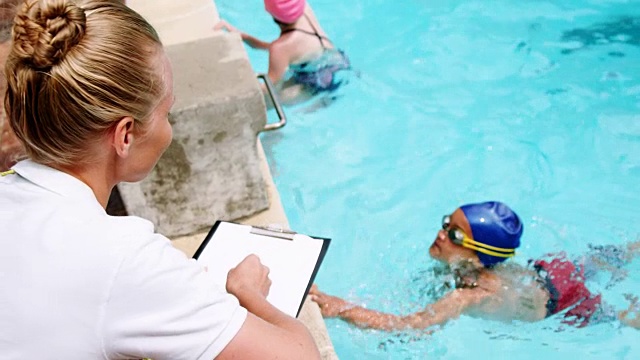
[213,19,239,33]
[309,284,352,317]
[213,19,270,50]
[619,294,640,329]
[226,254,271,302]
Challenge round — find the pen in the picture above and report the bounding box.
[250,225,297,240]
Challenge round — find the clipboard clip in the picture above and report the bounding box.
[250,224,297,240]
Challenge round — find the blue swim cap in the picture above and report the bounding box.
[460,201,523,267]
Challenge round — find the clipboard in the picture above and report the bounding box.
[193,221,331,318]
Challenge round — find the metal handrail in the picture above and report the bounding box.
[257,73,287,131]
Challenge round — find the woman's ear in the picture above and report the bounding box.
[112,116,135,158]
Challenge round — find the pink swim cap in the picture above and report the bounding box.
[264,0,306,24]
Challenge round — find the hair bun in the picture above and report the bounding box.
[12,0,86,70]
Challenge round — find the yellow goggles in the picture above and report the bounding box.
[442,215,516,258]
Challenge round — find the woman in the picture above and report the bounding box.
[215,0,350,105]
[311,201,640,330]
[0,1,320,359]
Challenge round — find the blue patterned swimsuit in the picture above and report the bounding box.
[281,17,351,94]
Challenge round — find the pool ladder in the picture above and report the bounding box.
[257,73,287,132]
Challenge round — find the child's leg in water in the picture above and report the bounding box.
[267,81,314,108]
[582,243,637,288]
[585,240,640,270]
[586,244,628,268]
[627,240,640,257]
[619,294,640,329]
[296,94,340,114]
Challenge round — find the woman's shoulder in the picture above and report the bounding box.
[99,214,169,252]
[54,209,169,261]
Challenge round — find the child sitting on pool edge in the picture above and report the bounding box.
[310,201,640,330]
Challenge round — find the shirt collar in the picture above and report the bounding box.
[12,159,104,208]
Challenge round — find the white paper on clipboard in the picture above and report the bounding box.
[193,221,330,317]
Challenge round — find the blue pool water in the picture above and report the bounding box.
[215,0,640,358]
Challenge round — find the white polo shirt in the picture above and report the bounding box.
[0,160,247,360]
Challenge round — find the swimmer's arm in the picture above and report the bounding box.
[214,20,270,50]
[241,34,271,50]
[267,41,290,85]
[310,286,479,331]
[401,290,480,329]
[259,44,288,108]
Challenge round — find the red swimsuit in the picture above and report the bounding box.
[534,252,601,327]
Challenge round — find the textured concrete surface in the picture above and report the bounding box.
[118,32,270,237]
[127,0,220,47]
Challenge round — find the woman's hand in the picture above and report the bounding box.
[308,284,352,317]
[226,254,271,302]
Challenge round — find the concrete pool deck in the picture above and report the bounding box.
[126,0,338,358]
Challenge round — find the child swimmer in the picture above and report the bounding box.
[310,201,640,330]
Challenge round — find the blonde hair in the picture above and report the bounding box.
[5,0,164,166]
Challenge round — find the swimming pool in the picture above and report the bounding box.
[215,0,640,358]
